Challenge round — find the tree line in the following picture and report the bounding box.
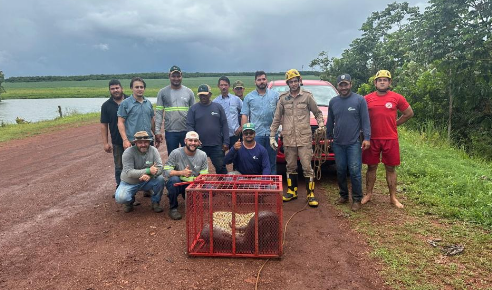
[5,71,320,83]
[310,0,492,160]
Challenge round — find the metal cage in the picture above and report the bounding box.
[186,174,283,258]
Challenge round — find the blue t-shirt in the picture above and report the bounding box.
[186,102,229,147]
[117,95,154,142]
[240,89,279,136]
[326,92,371,145]
[224,143,271,175]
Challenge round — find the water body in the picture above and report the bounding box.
[0,97,157,124]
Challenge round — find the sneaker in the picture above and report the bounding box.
[351,202,362,212]
[169,208,182,220]
[133,200,141,206]
[152,202,163,213]
[336,197,349,205]
[123,203,134,213]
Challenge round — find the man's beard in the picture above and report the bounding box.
[111,93,123,100]
[256,83,267,90]
[186,144,197,152]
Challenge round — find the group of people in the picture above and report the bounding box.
[100,65,413,220]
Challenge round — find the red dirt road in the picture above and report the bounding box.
[0,122,387,290]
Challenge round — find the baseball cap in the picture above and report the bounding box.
[197,84,212,95]
[169,65,181,74]
[242,123,256,132]
[185,131,200,140]
[233,80,244,89]
[337,74,352,85]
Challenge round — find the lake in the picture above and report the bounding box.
[0,97,157,124]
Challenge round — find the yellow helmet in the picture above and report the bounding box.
[375,70,392,79]
[285,69,301,81]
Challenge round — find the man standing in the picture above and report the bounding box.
[117,77,155,149]
[100,79,128,189]
[241,71,279,174]
[154,65,195,154]
[114,131,165,213]
[186,84,229,174]
[213,76,243,147]
[326,74,371,211]
[224,123,270,175]
[164,131,209,220]
[270,69,324,207]
[362,70,414,208]
[232,80,245,101]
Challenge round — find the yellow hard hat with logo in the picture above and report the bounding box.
[285,69,301,81]
[375,70,392,79]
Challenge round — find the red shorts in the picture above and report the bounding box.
[362,139,400,166]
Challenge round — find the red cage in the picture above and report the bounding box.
[186,174,283,258]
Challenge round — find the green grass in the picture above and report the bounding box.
[398,128,492,227]
[1,75,320,99]
[0,112,99,143]
[319,125,492,289]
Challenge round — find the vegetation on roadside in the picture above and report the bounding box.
[321,124,492,289]
[0,112,99,143]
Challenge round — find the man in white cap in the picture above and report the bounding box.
[164,131,209,220]
[115,131,165,213]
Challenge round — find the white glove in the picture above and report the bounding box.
[269,136,278,151]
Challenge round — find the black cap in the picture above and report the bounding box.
[337,74,352,85]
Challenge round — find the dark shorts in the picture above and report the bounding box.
[362,139,400,166]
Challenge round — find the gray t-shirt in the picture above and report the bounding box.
[121,146,163,184]
[164,147,209,182]
[155,85,195,134]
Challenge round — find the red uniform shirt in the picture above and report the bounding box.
[364,91,409,139]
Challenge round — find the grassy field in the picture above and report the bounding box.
[1,75,320,99]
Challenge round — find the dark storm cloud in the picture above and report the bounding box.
[0,0,427,77]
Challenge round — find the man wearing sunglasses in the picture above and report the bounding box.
[224,123,270,175]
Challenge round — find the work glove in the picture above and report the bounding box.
[269,136,278,151]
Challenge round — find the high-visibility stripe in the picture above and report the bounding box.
[156,105,164,110]
[164,107,189,112]
[163,166,174,170]
[199,170,209,174]
[180,176,196,182]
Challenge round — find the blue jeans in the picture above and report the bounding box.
[115,176,165,204]
[255,135,277,175]
[332,141,363,202]
[201,145,227,174]
[165,131,187,156]
[112,144,124,186]
[166,176,188,210]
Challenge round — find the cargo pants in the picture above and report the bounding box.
[284,146,314,178]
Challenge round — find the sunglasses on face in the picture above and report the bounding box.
[243,131,255,136]
[234,87,244,90]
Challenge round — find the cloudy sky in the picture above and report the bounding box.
[0,0,426,78]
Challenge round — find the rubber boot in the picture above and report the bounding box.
[306,177,318,207]
[283,173,298,202]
